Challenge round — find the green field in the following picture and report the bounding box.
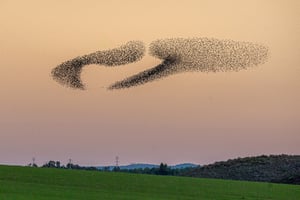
[0,165,299,200]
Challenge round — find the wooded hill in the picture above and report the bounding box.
[183,155,300,184]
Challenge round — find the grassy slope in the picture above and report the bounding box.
[0,165,299,200]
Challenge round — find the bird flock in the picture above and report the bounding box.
[51,38,269,90]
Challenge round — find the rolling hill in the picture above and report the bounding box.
[183,155,300,184]
[97,163,198,171]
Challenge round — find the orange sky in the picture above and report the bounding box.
[0,0,299,166]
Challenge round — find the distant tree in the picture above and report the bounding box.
[42,160,56,168]
[158,163,169,175]
[103,166,110,171]
[49,160,56,168]
[113,166,120,172]
[67,159,73,169]
[56,161,61,168]
[143,167,151,174]
[66,163,73,169]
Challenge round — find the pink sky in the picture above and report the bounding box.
[0,0,299,166]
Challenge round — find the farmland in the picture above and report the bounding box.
[0,165,299,200]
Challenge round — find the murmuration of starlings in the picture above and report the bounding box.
[51,38,269,90]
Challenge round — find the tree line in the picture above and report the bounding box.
[29,161,196,176]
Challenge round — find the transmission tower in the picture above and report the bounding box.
[32,157,36,166]
[115,156,119,167]
[68,158,72,169]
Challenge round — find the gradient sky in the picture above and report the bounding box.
[0,0,299,166]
